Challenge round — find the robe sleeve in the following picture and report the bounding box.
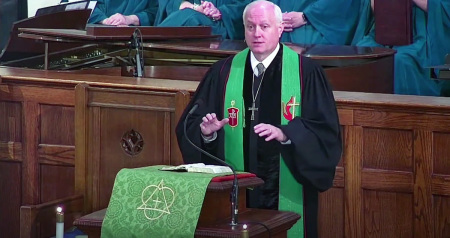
[154,0,184,25]
[216,0,252,40]
[175,58,230,165]
[133,0,159,26]
[88,0,109,24]
[302,0,360,45]
[426,0,450,66]
[280,57,342,192]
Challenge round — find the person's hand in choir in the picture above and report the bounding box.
[282,12,307,32]
[180,1,205,13]
[102,13,140,26]
[201,1,222,21]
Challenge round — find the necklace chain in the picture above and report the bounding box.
[252,70,266,103]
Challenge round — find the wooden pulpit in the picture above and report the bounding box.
[73,175,300,238]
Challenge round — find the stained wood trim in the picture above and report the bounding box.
[413,130,434,237]
[337,109,354,126]
[353,110,450,132]
[333,167,344,188]
[88,103,175,112]
[361,169,413,192]
[432,175,450,196]
[22,101,40,204]
[75,83,88,212]
[172,91,191,165]
[0,84,74,105]
[90,106,101,212]
[344,126,363,238]
[37,144,75,165]
[0,141,23,161]
[163,112,171,165]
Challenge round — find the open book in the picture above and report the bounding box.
[160,163,232,174]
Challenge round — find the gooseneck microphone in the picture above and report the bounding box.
[183,101,239,226]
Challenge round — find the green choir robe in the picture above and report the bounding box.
[154,0,250,40]
[353,0,450,96]
[270,0,361,45]
[88,0,158,26]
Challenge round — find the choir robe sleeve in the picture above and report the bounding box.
[427,0,450,67]
[215,0,251,40]
[302,0,361,45]
[280,57,342,192]
[88,0,158,26]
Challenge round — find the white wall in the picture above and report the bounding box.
[27,0,61,17]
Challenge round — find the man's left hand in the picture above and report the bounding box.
[282,12,307,32]
[254,123,287,142]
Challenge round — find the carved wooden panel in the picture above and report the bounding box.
[434,196,450,237]
[433,132,450,175]
[40,164,75,203]
[0,101,22,142]
[40,105,75,145]
[363,128,413,171]
[363,190,413,238]
[0,162,21,238]
[318,188,344,238]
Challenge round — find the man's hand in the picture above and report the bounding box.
[254,123,287,142]
[200,113,229,137]
[201,1,222,21]
[282,12,307,32]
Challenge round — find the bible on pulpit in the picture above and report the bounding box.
[160,163,232,174]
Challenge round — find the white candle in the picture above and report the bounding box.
[56,207,64,238]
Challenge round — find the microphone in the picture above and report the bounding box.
[183,101,239,226]
[131,28,144,77]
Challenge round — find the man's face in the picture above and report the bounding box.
[244,4,283,61]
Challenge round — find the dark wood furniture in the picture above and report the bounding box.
[374,0,413,46]
[73,176,300,238]
[2,68,450,237]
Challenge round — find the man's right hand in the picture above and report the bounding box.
[200,113,229,137]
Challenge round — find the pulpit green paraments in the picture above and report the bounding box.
[88,0,159,26]
[353,0,450,96]
[155,0,251,40]
[270,0,361,45]
[101,166,217,238]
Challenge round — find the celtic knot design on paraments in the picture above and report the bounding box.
[120,129,144,156]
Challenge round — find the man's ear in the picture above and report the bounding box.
[278,23,284,37]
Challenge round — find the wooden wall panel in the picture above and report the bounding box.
[432,132,450,175]
[0,161,21,238]
[318,188,344,238]
[434,196,450,238]
[40,105,75,145]
[0,101,22,142]
[40,164,75,203]
[98,108,171,209]
[363,190,413,238]
[362,128,413,171]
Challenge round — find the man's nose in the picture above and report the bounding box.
[254,26,262,37]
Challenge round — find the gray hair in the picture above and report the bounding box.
[243,0,282,24]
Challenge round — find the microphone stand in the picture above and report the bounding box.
[183,104,239,226]
[131,28,144,77]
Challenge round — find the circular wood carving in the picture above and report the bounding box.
[121,129,144,156]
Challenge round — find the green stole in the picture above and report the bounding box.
[223,45,304,238]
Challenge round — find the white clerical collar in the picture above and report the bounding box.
[250,44,280,76]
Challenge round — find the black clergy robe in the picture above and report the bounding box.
[175,45,342,238]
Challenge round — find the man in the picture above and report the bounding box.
[154,0,251,40]
[176,1,342,237]
[88,0,158,26]
[352,0,450,96]
[270,0,361,45]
